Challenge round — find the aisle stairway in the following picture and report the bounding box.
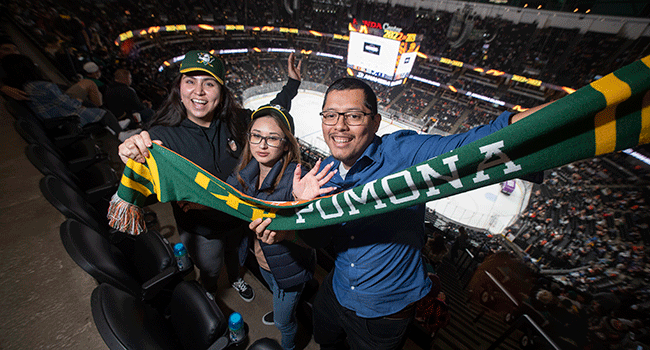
[413,257,524,350]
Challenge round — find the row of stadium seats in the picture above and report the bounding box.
[6,97,282,350]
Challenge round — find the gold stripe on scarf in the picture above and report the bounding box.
[145,155,162,201]
[121,176,153,197]
[591,73,631,155]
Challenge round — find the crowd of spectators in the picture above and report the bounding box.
[440,149,650,349]
[5,0,647,137]
[12,0,648,89]
[390,88,432,118]
[425,98,468,133]
[4,0,650,348]
[480,154,650,349]
[8,0,646,128]
[501,90,545,109]
[454,108,498,134]
[512,158,649,272]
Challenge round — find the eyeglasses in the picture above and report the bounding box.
[320,111,373,126]
[247,132,285,147]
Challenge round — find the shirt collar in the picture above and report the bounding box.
[238,158,285,192]
[328,135,381,184]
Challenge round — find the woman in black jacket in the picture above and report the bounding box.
[117,50,302,301]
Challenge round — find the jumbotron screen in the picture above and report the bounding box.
[347,20,423,86]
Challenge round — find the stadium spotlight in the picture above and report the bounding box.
[574,8,579,12]
[523,3,528,7]
[586,9,591,13]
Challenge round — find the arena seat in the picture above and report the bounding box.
[15,118,107,170]
[91,281,254,350]
[39,174,112,233]
[25,144,118,203]
[39,174,157,252]
[60,218,186,301]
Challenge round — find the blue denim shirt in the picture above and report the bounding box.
[318,111,512,318]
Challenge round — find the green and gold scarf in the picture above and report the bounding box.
[108,56,650,235]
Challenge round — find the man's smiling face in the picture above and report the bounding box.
[321,89,380,169]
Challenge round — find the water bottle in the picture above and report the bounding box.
[228,312,245,343]
[173,243,191,271]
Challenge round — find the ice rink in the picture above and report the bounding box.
[244,90,413,154]
[245,90,531,234]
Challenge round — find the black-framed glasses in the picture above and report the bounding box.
[247,132,285,147]
[320,111,373,126]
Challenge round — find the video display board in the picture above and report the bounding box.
[347,20,423,86]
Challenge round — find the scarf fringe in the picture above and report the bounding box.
[107,193,146,235]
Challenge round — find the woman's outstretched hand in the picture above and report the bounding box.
[117,130,163,164]
[291,159,337,201]
[287,52,302,81]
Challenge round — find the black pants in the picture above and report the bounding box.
[178,226,243,293]
[313,271,413,350]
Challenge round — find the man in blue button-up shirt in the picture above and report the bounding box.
[250,78,547,349]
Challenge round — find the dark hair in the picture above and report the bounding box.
[1,54,44,89]
[323,77,378,115]
[146,74,248,145]
[234,113,302,193]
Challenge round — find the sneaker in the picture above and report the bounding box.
[232,278,255,302]
[118,128,142,142]
[118,119,132,129]
[262,311,274,326]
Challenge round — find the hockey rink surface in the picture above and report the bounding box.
[245,91,531,234]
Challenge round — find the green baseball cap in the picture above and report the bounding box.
[251,104,295,135]
[179,50,225,85]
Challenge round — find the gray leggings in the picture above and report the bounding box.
[178,226,243,293]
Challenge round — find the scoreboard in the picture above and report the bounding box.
[347,20,423,86]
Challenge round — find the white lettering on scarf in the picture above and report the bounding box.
[343,180,387,215]
[382,170,420,204]
[416,155,463,196]
[473,140,522,183]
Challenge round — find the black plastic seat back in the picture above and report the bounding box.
[5,98,38,122]
[27,144,118,202]
[92,281,281,350]
[39,174,105,232]
[60,219,141,296]
[61,215,177,296]
[170,281,227,349]
[15,115,107,167]
[132,229,175,284]
[14,118,60,155]
[91,283,180,350]
[92,281,228,350]
[26,144,82,190]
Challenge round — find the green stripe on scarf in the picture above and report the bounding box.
[108,55,650,235]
